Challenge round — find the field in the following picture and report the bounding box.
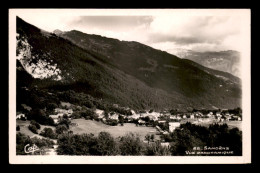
[16,120,56,139]
[70,119,160,141]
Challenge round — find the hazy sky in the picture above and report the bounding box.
[16,9,250,55]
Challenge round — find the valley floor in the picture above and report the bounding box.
[70,119,160,141]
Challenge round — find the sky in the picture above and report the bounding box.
[15,9,250,55]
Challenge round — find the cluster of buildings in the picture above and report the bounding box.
[49,108,73,124]
[16,100,242,136]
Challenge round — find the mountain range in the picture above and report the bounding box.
[16,17,242,111]
[170,48,241,77]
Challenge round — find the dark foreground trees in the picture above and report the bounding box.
[56,132,170,156]
[56,121,242,156]
[162,122,242,156]
[16,133,54,155]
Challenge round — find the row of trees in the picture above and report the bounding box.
[56,122,242,156]
[57,132,170,156]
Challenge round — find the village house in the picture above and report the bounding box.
[231,115,242,121]
[131,110,136,115]
[168,122,181,132]
[176,115,182,120]
[129,114,140,120]
[224,115,231,121]
[158,120,166,124]
[198,118,203,122]
[190,114,195,119]
[95,109,105,119]
[54,108,73,116]
[148,115,158,121]
[182,114,187,119]
[49,114,60,124]
[138,119,146,125]
[109,113,119,121]
[216,112,222,117]
[161,142,170,148]
[207,112,213,118]
[16,113,26,120]
[170,115,177,120]
[148,111,161,118]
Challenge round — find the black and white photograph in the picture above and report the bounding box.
[9,9,251,164]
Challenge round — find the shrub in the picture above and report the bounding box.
[30,120,41,129]
[119,133,145,155]
[95,132,120,155]
[57,133,98,155]
[58,118,71,129]
[28,124,38,134]
[56,124,68,134]
[16,125,20,131]
[145,141,171,156]
[27,109,54,126]
[40,128,57,139]
[71,112,81,119]
[106,119,118,126]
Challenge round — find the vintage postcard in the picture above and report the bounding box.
[9,9,251,164]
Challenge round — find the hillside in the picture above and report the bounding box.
[16,16,241,111]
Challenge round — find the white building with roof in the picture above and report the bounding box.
[169,122,181,132]
[110,114,119,121]
[54,108,73,116]
[16,113,26,120]
[95,109,105,119]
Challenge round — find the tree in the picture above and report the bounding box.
[71,112,81,119]
[58,118,71,129]
[63,114,69,119]
[145,134,155,145]
[119,133,145,155]
[27,109,54,126]
[145,134,151,144]
[30,120,41,129]
[16,125,20,131]
[57,133,98,155]
[40,128,57,139]
[169,128,205,156]
[118,115,124,124]
[150,134,155,142]
[80,109,96,120]
[95,132,120,155]
[56,124,68,134]
[145,141,171,156]
[46,102,58,112]
[28,124,38,134]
